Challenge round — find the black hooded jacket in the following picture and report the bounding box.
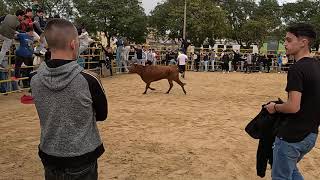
[245,100,284,178]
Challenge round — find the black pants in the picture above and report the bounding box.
[103,57,113,76]
[264,63,270,73]
[146,60,153,65]
[194,60,200,71]
[245,63,252,73]
[43,160,98,180]
[222,62,229,71]
[233,61,238,71]
[14,56,33,78]
[15,56,33,87]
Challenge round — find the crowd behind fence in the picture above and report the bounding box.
[1,42,320,95]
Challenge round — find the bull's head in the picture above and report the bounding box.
[128,63,142,74]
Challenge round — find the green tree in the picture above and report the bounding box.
[255,0,282,43]
[282,0,320,48]
[254,0,281,28]
[237,19,269,48]
[282,0,316,23]
[74,0,147,44]
[222,0,283,48]
[222,0,256,48]
[150,0,229,47]
[3,0,75,19]
[0,0,9,16]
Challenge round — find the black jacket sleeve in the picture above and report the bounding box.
[81,71,108,121]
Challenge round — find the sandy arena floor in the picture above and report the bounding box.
[0,71,319,180]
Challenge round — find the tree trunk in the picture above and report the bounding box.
[105,30,111,47]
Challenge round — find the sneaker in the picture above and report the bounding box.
[21,95,34,104]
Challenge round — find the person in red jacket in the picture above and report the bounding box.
[18,8,33,33]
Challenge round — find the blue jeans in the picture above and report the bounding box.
[204,61,209,71]
[0,71,18,93]
[116,46,122,62]
[211,60,215,71]
[272,133,318,180]
[0,71,8,93]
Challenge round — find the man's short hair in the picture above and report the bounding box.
[26,8,32,13]
[44,19,78,50]
[37,9,44,13]
[286,23,317,46]
[16,10,25,17]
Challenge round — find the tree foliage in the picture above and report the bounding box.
[1,0,320,48]
[150,0,229,46]
[2,0,75,18]
[150,0,320,48]
[282,0,320,48]
[74,0,147,44]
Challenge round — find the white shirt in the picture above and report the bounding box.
[177,54,188,65]
[193,54,198,60]
[152,52,157,61]
[147,51,153,61]
[246,54,252,64]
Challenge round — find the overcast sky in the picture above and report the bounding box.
[141,0,298,15]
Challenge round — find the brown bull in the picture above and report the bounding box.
[128,64,187,94]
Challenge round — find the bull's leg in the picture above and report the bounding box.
[143,83,151,94]
[166,80,173,94]
[174,79,187,94]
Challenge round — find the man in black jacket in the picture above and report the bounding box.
[33,9,46,36]
[222,52,229,73]
[265,23,320,180]
[233,50,241,71]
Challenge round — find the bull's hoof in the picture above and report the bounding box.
[143,92,147,95]
[165,92,170,94]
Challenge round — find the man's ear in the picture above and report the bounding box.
[70,39,76,50]
[299,37,310,48]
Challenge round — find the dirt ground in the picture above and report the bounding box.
[0,71,319,180]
